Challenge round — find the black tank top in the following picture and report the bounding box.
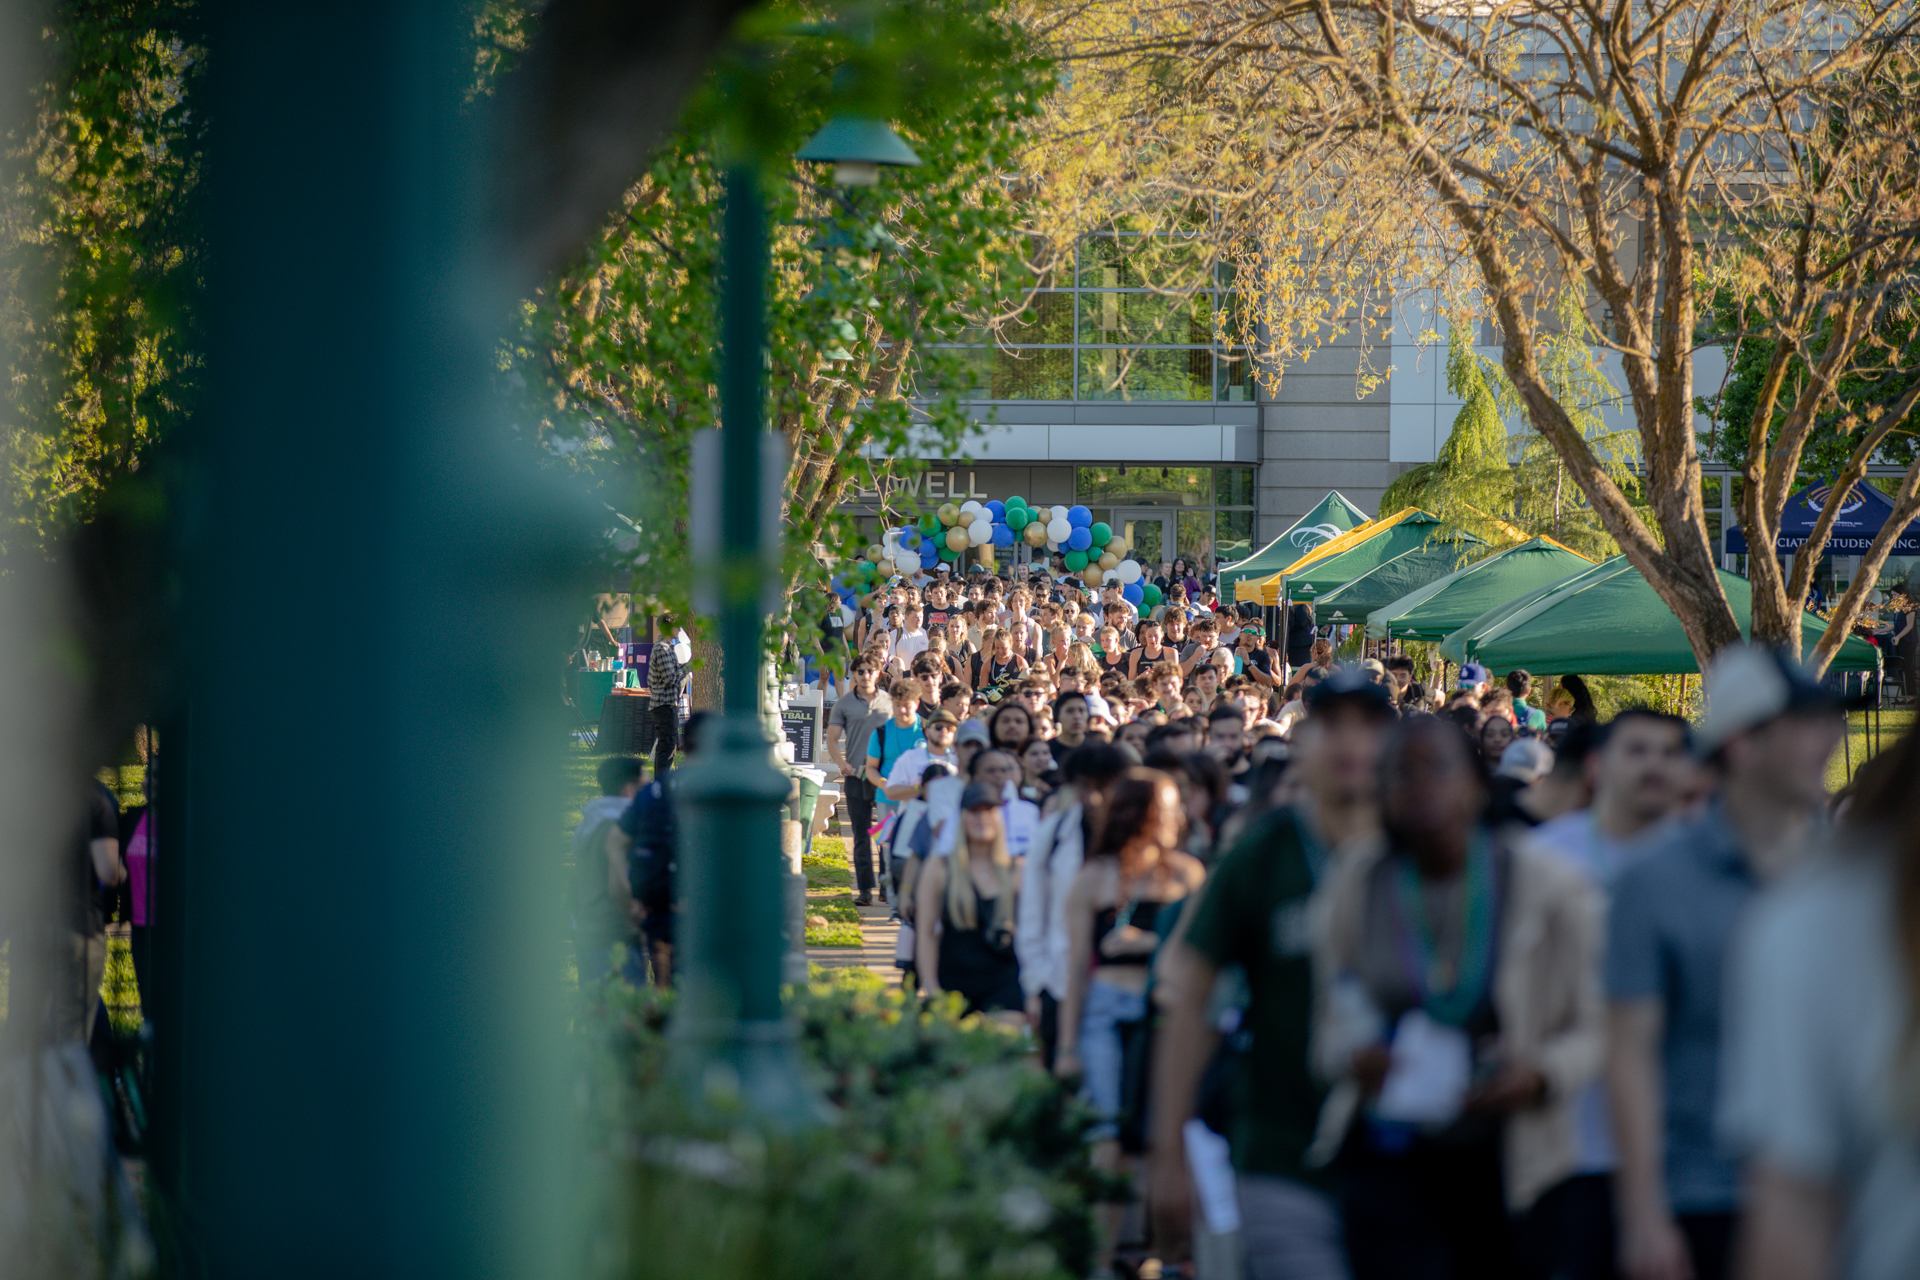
[1092,899,1167,966]
[939,881,1023,1013]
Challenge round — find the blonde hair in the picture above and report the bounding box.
[946,805,1015,933]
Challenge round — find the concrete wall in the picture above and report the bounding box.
[1258,335,1397,541]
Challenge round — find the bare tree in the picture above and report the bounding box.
[1022,0,1920,668]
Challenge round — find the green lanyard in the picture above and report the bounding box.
[1387,831,1497,1027]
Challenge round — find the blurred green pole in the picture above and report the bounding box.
[669,163,810,1118]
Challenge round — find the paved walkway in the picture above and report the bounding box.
[806,899,904,981]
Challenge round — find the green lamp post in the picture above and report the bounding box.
[671,117,919,1119]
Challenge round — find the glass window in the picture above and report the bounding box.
[1216,350,1256,402]
[1076,292,1214,345]
[1078,466,1213,506]
[1706,511,1723,554]
[990,347,1072,400]
[1178,509,1214,571]
[1701,475,1722,512]
[1218,466,1256,507]
[1001,291,1073,345]
[1077,235,1214,290]
[911,347,990,397]
[1078,348,1212,402]
[1215,510,1255,566]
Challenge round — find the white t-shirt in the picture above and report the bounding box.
[885,743,957,794]
[1526,808,1662,1174]
[892,628,930,666]
[1721,851,1920,1280]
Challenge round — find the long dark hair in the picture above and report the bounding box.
[1088,767,1182,878]
[1559,674,1598,722]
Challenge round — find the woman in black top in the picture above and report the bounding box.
[1054,769,1206,1269]
[914,782,1023,1022]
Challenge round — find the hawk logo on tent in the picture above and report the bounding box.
[1290,523,1343,549]
[1805,483,1868,516]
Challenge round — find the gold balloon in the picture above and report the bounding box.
[1107,537,1129,559]
[866,545,884,563]
[938,502,960,525]
[942,528,965,551]
[1081,566,1104,586]
[1098,552,1119,570]
[1024,522,1048,546]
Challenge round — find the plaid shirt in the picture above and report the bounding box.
[648,633,690,719]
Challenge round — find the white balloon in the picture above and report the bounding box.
[960,500,984,517]
[1118,559,1143,584]
[1047,518,1072,542]
[1103,569,1121,584]
[836,604,857,627]
[1052,505,1070,522]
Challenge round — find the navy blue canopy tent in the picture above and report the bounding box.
[1726,479,1920,556]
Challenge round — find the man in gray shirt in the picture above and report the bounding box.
[1605,646,1842,1280]
[825,657,891,905]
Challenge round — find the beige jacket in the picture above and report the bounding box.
[1308,831,1604,1211]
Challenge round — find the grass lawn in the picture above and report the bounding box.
[1827,705,1913,792]
[803,836,864,947]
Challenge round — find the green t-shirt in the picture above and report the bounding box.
[1181,807,1325,1185]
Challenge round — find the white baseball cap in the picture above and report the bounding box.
[1695,643,1843,758]
[1496,738,1555,783]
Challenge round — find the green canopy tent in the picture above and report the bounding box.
[1218,491,1371,600]
[1309,530,1494,624]
[1438,555,1881,673]
[1269,509,1486,606]
[1364,537,1595,641]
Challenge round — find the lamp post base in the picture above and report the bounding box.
[668,710,818,1124]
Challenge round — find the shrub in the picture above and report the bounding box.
[578,977,1114,1279]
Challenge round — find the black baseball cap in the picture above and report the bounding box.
[1306,666,1397,718]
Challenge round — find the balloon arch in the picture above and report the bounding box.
[830,496,1165,618]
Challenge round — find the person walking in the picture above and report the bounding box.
[1056,768,1206,1272]
[572,755,645,985]
[1149,669,1395,1280]
[1519,707,1692,1280]
[1720,725,1920,1280]
[1314,717,1603,1280]
[914,781,1025,1022]
[827,657,892,909]
[1606,647,1842,1280]
[1016,743,1134,1069]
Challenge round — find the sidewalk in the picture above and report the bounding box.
[806,898,904,981]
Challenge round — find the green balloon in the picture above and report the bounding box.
[1142,583,1163,605]
[1064,550,1089,572]
[1138,603,1151,620]
[1006,495,1026,511]
[939,547,959,562]
[919,514,941,534]
[1006,507,1029,531]
[1089,522,1111,547]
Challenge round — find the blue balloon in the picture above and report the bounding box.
[900,526,921,550]
[1068,505,1092,527]
[992,522,1015,548]
[985,500,1006,520]
[1067,526,1092,551]
[1122,581,1145,605]
[831,573,848,592]
[920,544,939,567]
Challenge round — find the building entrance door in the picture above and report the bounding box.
[1114,509,1175,573]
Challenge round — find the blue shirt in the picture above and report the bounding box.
[1605,800,1755,1214]
[866,717,924,810]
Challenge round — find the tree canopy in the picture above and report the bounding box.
[1,0,205,561]
[502,1,1053,672]
[1022,0,1920,668]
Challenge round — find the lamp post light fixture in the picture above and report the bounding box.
[797,116,922,187]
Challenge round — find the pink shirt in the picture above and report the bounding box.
[128,811,153,926]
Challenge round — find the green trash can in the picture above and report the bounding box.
[788,768,824,858]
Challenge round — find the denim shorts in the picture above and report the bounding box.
[1079,979,1147,1141]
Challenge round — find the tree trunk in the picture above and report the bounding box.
[1809,458,1920,676]
[688,628,723,712]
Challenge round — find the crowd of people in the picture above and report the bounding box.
[572,554,1920,1280]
